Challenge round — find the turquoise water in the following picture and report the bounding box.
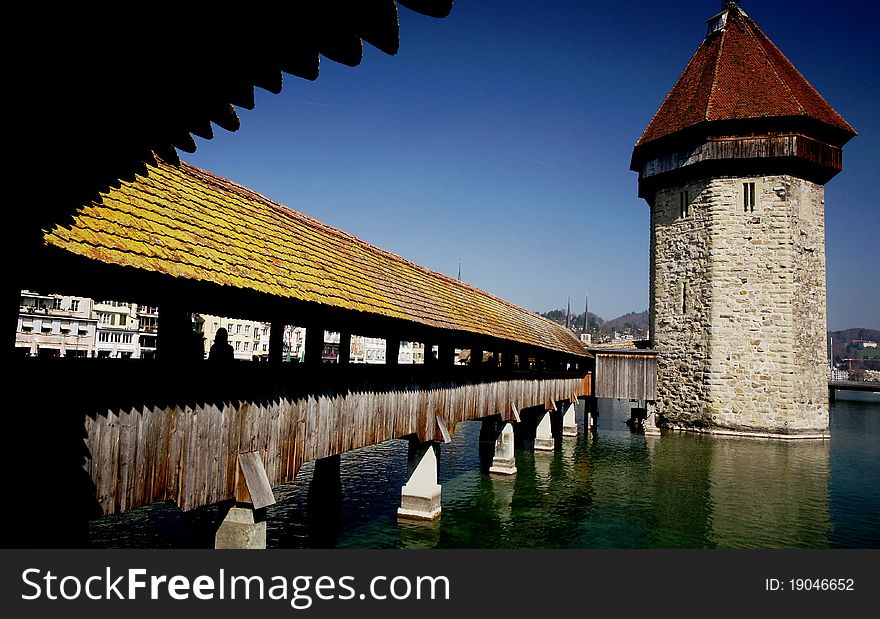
[90,398,880,548]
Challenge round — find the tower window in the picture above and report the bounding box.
[743,182,756,212]
[679,190,690,218]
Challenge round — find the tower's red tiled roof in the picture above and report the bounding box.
[636,6,856,147]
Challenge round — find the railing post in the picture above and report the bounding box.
[269,321,284,366]
[423,339,437,367]
[470,346,483,372]
[438,342,455,366]
[7,282,20,358]
[304,323,324,366]
[338,331,351,365]
[157,305,200,361]
[386,335,400,366]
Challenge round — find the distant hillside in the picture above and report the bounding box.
[830,328,880,363]
[541,309,604,332]
[540,308,649,341]
[604,310,649,333]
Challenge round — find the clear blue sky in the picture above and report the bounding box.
[186,0,879,331]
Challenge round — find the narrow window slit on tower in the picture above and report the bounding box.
[743,182,755,212]
[679,190,689,218]
[681,281,687,315]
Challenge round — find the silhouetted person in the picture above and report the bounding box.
[208,327,234,362]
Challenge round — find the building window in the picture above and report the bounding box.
[243,341,249,351]
[681,282,688,315]
[52,298,63,310]
[236,324,242,334]
[679,190,690,218]
[71,300,80,312]
[743,182,756,212]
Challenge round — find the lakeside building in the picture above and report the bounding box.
[94,300,140,358]
[138,305,159,359]
[16,291,97,358]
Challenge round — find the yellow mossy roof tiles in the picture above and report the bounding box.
[45,161,587,357]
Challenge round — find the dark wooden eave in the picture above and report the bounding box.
[12,2,453,252]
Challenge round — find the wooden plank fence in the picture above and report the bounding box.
[83,376,586,515]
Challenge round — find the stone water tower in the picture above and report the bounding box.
[629,2,855,437]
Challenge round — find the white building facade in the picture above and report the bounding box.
[17,291,97,357]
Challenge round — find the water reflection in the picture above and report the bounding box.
[88,398,878,549]
[707,436,830,548]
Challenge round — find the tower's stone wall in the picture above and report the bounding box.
[650,174,829,437]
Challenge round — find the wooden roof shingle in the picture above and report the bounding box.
[45,161,587,358]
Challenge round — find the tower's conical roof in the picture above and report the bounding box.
[636,4,856,148]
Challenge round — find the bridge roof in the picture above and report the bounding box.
[45,161,587,357]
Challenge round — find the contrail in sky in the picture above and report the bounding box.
[299,100,351,110]
[513,153,557,169]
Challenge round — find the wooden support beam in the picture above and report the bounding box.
[439,343,455,366]
[7,283,20,358]
[338,332,351,365]
[157,305,199,361]
[235,452,275,509]
[423,340,436,367]
[304,324,324,366]
[435,416,452,443]
[470,347,483,370]
[269,321,284,366]
[386,336,400,366]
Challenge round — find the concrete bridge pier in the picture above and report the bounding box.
[479,415,503,470]
[626,400,661,436]
[534,411,555,451]
[398,439,442,520]
[562,400,578,437]
[489,422,517,475]
[307,454,343,547]
[643,401,661,436]
[215,451,276,549]
[584,396,598,432]
[215,504,266,549]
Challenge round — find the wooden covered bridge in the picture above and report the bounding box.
[12,157,591,546]
[6,2,656,548]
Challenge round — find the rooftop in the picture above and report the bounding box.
[635,3,856,148]
[45,161,587,358]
